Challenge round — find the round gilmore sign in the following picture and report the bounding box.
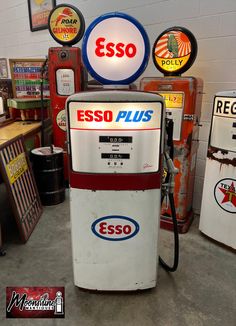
[48,4,85,46]
[56,109,66,131]
[152,26,197,76]
[82,12,150,84]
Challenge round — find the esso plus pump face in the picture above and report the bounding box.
[67,91,165,291]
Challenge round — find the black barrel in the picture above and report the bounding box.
[31,147,65,206]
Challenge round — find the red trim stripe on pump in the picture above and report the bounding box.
[69,171,161,191]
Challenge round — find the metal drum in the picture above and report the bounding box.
[31,147,65,205]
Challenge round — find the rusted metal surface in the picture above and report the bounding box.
[141,77,203,233]
[207,147,236,167]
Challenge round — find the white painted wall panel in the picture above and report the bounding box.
[199,0,236,15]
[197,141,208,161]
[193,176,204,214]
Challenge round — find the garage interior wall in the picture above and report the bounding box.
[0,0,235,214]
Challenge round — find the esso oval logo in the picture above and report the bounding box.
[91,216,140,241]
[82,12,150,84]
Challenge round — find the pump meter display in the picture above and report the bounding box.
[56,69,75,96]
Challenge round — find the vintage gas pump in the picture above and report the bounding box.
[199,91,236,249]
[141,27,203,233]
[66,12,178,291]
[47,4,85,180]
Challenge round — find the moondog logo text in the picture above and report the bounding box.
[6,287,65,318]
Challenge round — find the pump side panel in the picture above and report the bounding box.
[70,188,160,290]
[199,155,236,249]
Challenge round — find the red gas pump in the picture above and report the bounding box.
[141,27,203,233]
[48,4,85,180]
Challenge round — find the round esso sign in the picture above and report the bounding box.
[82,12,150,84]
[91,216,140,241]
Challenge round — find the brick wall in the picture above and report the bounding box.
[0,0,235,213]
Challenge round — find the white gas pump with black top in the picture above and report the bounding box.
[199,91,236,249]
[66,11,179,290]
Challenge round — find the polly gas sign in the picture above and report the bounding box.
[68,101,162,130]
[82,12,150,84]
[48,4,85,45]
[91,216,140,241]
[153,26,197,76]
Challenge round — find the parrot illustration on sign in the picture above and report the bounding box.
[167,34,178,57]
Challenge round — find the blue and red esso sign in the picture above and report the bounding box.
[77,108,153,123]
[82,12,150,84]
[68,102,162,130]
[91,216,140,241]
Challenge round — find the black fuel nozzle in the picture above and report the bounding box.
[165,117,174,160]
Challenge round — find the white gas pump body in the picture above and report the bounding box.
[199,91,236,249]
[66,90,165,290]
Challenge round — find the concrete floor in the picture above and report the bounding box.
[0,186,235,326]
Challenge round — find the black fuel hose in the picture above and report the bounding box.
[159,192,179,272]
[159,117,179,272]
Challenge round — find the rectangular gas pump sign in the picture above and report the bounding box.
[68,102,162,130]
[158,92,184,141]
[68,101,163,174]
[211,96,236,152]
[214,96,236,118]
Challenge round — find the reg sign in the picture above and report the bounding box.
[82,12,150,84]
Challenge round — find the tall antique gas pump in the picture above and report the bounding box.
[199,91,236,249]
[47,4,85,180]
[141,27,203,233]
[66,12,178,291]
